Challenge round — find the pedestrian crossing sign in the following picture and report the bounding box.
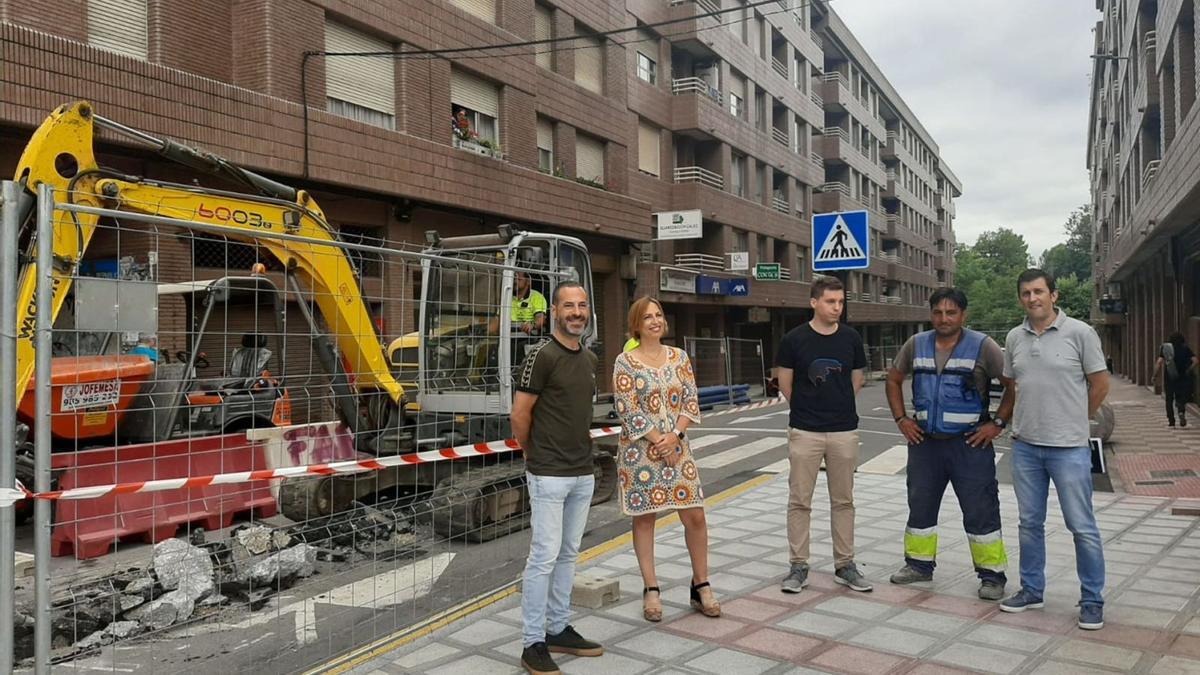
[812,210,870,271]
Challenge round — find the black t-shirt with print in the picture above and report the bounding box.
[776,323,867,432]
[515,336,599,476]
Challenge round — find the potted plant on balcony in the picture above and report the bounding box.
[451,109,502,158]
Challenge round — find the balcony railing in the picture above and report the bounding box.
[772,126,789,147]
[810,89,823,107]
[820,181,850,196]
[772,195,789,213]
[810,151,823,170]
[779,266,792,280]
[809,29,823,49]
[822,126,849,141]
[1142,159,1161,187]
[673,253,725,273]
[673,165,725,190]
[822,71,848,88]
[771,57,788,79]
[670,0,720,14]
[672,77,722,104]
[886,130,898,140]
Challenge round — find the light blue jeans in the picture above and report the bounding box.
[521,472,594,647]
[1011,439,1105,606]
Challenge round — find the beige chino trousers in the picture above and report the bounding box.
[786,428,859,568]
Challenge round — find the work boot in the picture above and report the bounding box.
[978,579,1005,601]
[889,565,933,585]
[521,642,561,675]
[545,625,603,656]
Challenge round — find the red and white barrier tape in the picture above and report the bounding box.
[0,396,786,506]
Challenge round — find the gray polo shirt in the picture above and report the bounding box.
[1003,309,1106,447]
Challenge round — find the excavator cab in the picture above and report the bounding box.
[416,228,595,417]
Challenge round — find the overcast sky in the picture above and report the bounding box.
[832,0,1098,259]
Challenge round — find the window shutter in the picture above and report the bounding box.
[575,34,604,94]
[534,5,554,69]
[450,69,500,118]
[636,29,657,63]
[325,21,395,115]
[537,117,554,151]
[88,0,148,60]
[449,0,496,23]
[576,135,605,182]
[637,121,660,176]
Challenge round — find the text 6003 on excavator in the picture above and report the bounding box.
[11,101,616,541]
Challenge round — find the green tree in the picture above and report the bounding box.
[1055,273,1092,320]
[973,228,1033,277]
[954,228,1032,339]
[1039,205,1092,281]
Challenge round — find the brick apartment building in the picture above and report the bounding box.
[1088,0,1200,385]
[0,0,958,402]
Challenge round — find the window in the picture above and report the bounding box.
[729,93,744,118]
[575,31,604,94]
[451,69,500,148]
[733,229,749,252]
[637,53,657,85]
[537,117,554,173]
[534,4,553,69]
[450,0,495,23]
[756,236,767,262]
[576,133,605,183]
[325,20,396,129]
[731,154,745,197]
[796,249,808,281]
[637,120,660,176]
[88,0,148,59]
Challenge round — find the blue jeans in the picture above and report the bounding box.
[1011,440,1105,606]
[521,473,594,647]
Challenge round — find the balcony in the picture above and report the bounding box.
[673,252,725,273]
[810,89,823,107]
[772,126,789,147]
[672,77,722,104]
[669,0,720,14]
[673,166,724,190]
[809,29,823,49]
[772,57,788,80]
[821,181,850,196]
[1142,159,1161,189]
[772,195,789,214]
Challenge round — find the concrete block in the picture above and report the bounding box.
[15,551,33,577]
[571,574,619,609]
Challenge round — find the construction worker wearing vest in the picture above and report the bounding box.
[885,288,1014,601]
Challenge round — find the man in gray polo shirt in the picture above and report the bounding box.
[999,269,1109,631]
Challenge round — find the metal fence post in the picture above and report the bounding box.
[0,181,21,672]
[34,183,53,674]
[722,337,733,405]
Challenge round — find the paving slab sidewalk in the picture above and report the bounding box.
[342,468,1200,675]
[1107,376,1200,500]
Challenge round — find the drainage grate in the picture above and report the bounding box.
[1150,469,1198,479]
[1134,480,1175,486]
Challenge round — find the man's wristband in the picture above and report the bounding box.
[894,415,908,423]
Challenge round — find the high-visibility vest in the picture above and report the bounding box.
[911,329,987,435]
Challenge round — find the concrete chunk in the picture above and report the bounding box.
[571,574,619,609]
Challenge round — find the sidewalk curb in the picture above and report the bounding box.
[309,472,777,674]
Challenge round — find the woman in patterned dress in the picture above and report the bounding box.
[613,296,720,622]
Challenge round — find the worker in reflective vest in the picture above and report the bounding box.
[885,288,1014,602]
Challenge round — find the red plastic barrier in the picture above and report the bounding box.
[50,433,277,559]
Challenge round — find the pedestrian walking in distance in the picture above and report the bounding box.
[885,288,1011,601]
[613,296,719,622]
[1000,269,1109,631]
[512,282,603,675]
[1156,332,1197,428]
[776,276,873,594]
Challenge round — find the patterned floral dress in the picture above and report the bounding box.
[613,347,703,516]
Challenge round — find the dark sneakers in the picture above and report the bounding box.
[521,642,561,675]
[545,625,604,657]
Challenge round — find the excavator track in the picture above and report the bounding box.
[419,461,531,543]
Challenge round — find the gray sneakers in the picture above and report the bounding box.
[978,580,1006,601]
[835,562,874,592]
[889,565,933,585]
[780,563,809,593]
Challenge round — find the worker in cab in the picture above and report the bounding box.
[128,333,160,362]
[513,271,548,335]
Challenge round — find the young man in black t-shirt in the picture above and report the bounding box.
[776,276,873,594]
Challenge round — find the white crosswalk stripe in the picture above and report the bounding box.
[758,458,791,473]
[857,444,909,475]
[696,437,787,469]
[732,410,789,425]
[687,434,736,450]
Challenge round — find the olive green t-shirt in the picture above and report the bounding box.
[515,336,598,476]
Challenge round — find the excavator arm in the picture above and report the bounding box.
[12,102,404,424]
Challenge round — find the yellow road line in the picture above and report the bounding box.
[311,472,777,674]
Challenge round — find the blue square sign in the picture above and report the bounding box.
[812,210,870,271]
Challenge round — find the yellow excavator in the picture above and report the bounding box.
[11,102,616,536]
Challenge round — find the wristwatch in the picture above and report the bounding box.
[992,417,1007,429]
[671,427,686,439]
